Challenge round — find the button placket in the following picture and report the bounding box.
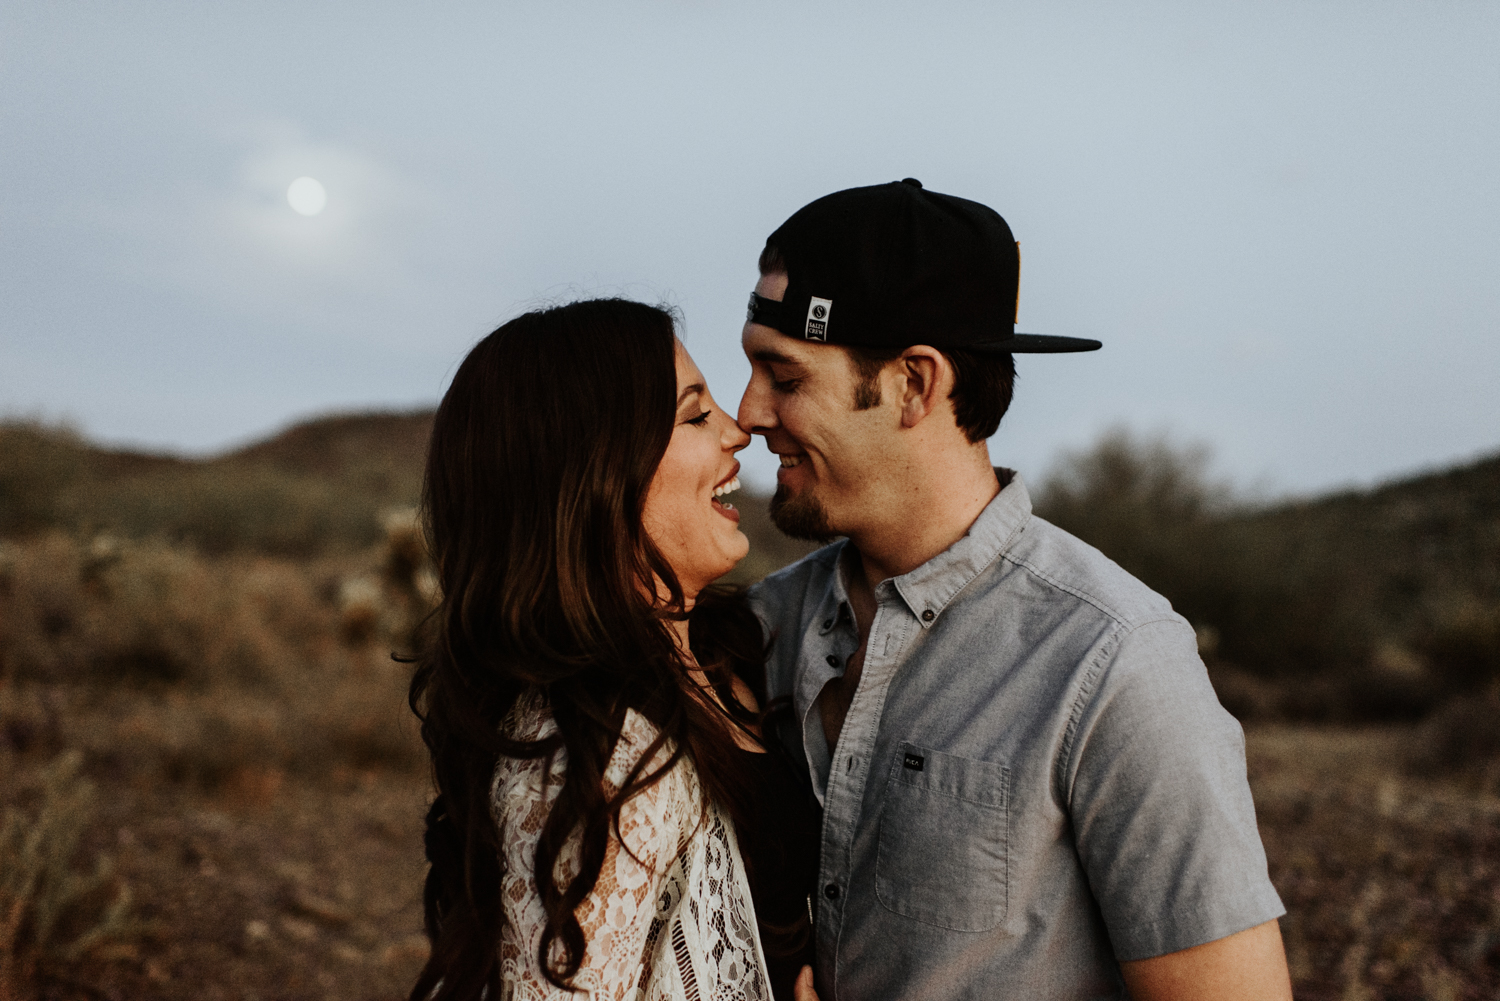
[817,594,912,950]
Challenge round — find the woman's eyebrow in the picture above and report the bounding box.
[676,383,706,407]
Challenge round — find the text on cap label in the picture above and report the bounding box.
[805,297,832,341]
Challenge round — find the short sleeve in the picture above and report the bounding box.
[1065,618,1285,961]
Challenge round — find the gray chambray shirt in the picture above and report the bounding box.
[747,471,1284,1001]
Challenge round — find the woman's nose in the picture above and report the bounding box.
[723,412,752,452]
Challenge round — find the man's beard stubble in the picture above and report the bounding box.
[769,484,839,543]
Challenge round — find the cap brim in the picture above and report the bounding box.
[967,333,1102,354]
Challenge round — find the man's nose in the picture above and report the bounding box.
[737,377,775,435]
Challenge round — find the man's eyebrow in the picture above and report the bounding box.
[676,383,706,406]
[749,349,802,366]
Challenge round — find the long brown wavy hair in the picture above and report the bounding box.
[407,298,766,1001]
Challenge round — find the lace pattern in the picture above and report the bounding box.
[493,705,770,1001]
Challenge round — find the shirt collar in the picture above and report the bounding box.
[815,548,855,636]
[889,468,1032,629]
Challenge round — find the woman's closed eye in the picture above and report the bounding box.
[685,409,712,426]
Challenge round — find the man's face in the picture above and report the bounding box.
[737,272,894,541]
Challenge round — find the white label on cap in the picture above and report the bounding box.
[805,297,832,341]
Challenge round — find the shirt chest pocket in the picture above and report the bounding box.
[874,743,1009,932]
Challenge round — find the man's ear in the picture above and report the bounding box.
[896,345,954,429]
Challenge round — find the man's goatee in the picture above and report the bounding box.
[769,485,838,543]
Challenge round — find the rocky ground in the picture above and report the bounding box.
[1250,726,1500,1001]
[0,723,1492,1001]
[16,766,429,1001]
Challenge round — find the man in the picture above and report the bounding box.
[738,179,1291,1001]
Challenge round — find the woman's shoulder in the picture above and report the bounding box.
[493,701,699,805]
[492,701,703,864]
[605,708,675,789]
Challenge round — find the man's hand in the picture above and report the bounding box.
[794,965,821,1001]
[1120,919,1293,1001]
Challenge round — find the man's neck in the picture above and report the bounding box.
[846,460,1002,585]
[821,461,1000,753]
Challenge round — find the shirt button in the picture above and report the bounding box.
[922,609,935,622]
[823,883,840,900]
[826,654,840,667]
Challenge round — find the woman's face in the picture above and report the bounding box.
[643,341,752,600]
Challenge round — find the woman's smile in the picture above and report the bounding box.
[712,467,742,522]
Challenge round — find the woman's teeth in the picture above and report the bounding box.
[712,476,740,499]
[779,455,802,468]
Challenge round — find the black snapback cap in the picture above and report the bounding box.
[748,179,1101,354]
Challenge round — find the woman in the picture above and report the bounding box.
[408,298,820,1001]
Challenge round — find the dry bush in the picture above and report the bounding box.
[1414,600,1500,696]
[98,464,388,558]
[0,424,89,538]
[1408,694,1500,792]
[0,531,428,788]
[0,532,332,688]
[1033,429,1377,686]
[0,751,138,994]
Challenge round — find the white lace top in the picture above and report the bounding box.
[492,705,772,1001]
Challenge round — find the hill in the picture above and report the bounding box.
[1034,432,1500,721]
[225,410,434,485]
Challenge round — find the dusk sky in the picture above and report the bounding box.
[3,2,1497,494]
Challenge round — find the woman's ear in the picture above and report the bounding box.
[897,346,953,429]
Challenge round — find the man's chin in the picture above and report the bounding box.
[769,485,838,543]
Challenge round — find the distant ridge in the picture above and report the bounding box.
[223,409,435,479]
[1282,446,1500,529]
[1237,447,1500,606]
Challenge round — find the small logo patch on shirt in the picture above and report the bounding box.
[903,753,924,771]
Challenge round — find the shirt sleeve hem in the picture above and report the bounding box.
[1110,890,1287,962]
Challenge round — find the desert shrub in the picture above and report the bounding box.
[1033,429,1232,608]
[0,423,89,537]
[1033,428,1229,550]
[97,665,423,786]
[99,464,386,557]
[1413,600,1500,695]
[0,533,333,688]
[0,531,428,785]
[1408,693,1500,789]
[0,750,138,993]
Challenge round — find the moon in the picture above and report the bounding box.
[287,177,327,216]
